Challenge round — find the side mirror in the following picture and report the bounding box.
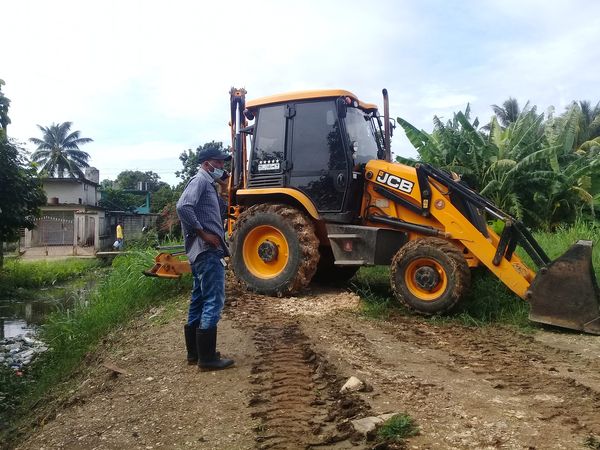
[244,108,255,121]
[389,118,396,137]
[336,98,347,119]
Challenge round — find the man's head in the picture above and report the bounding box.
[198,147,231,164]
[198,147,231,178]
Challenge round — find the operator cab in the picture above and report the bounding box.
[245,89,385,223]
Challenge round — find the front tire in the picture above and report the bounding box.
[230,204,319,296]
[390,238,470,314]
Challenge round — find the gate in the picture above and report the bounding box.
[84,216,95,246]
[32,212,74,246]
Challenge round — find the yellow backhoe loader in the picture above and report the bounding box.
[145,88,600,334]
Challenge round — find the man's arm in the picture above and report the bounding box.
[176,176,220,247]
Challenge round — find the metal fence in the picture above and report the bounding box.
[31,212,74,246]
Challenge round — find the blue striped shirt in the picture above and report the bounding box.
[176,168,229,263]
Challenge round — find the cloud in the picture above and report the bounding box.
[2,0,599,184]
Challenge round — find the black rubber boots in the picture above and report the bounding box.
[183,324,198,365]
[196,327,234,371]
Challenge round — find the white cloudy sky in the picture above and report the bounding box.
[2,0,599,186]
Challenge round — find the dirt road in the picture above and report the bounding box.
[14,278,600,449]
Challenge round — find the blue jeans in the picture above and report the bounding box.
[188,249,225,329]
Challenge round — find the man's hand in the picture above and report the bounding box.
[196,229,220,247]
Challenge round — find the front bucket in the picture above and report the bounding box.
[528,240,600,334]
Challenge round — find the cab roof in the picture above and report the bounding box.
[246,89,378,112]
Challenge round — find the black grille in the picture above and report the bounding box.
[247,174,284,188]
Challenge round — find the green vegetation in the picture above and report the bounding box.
[352,266,396,319]
[397,99,600,229]
[353,222,599,331]
[0,79,47,268]
[585,435,600,449]
[376,413,419,443]
[0,258,99,295]
[0,251,189,446]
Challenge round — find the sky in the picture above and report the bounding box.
[2,0,599,186]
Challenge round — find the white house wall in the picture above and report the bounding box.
[44,181,98,206]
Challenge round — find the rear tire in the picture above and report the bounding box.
[390,238,470,314]
[230,204,319,296]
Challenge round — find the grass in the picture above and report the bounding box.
[0,258,100,296]
[351,266,396,319]
[352,221,600,331]
[585,435,600,449]
[377,413,419,443]
[0,250,190,447]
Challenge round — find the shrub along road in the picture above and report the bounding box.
[13,275,600,449]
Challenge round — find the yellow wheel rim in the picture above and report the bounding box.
[243,225,289,279]
[404,258,447,301]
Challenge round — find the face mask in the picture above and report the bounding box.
[208,162,226,180]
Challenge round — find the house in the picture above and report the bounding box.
[21,167,159,256]
[21,167,112,253]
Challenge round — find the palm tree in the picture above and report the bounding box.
[575,100,600,151]
[30,122,93,178]
[491,98,522,128]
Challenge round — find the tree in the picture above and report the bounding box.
[100,179,114,189]
[115,170,165,191]
[151,184,180,214]
[101,170,173,213]
[397,98,600,229]
[98,188,140,212]
[0,81,46,267]
[29,122,93,178]
[491,98,522,128]
[156,202,181,239]
[0,80,9,131]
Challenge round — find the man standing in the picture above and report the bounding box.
[176,147,234,371]
[115,222,124,250]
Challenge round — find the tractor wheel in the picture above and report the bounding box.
[390,238,470,315]
[230,204,320,296]
[312,246,359,284]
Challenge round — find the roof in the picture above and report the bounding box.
[246,89,378,111]
[42,204,106,212]
[41,177,99,187]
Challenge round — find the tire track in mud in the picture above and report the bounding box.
[442,327,600,434]
[380,315,600,436]
[298,306,600,448]
[224,282,369,449]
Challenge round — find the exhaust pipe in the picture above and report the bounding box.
[528,240,600,334]
[382,88,391,162]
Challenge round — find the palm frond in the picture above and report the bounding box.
[397,117,431,151]
[29,121,92,178]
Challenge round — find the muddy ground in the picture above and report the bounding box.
[12,276,600,450]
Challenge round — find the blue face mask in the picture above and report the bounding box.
[208,162,226,180]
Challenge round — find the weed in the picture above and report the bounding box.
[0,258,99,296]
[585,435,600,449]
[352,279,394,319]
[377,413,419,443]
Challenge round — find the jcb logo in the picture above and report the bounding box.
[376,171,414,194]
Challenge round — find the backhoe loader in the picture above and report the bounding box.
[145,87,600,334]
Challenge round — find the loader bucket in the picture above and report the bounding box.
[528,240,600,334]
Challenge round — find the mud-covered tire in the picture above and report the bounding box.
[312,246,359,284]
[230,204,320,296]
[390,238,470,315]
